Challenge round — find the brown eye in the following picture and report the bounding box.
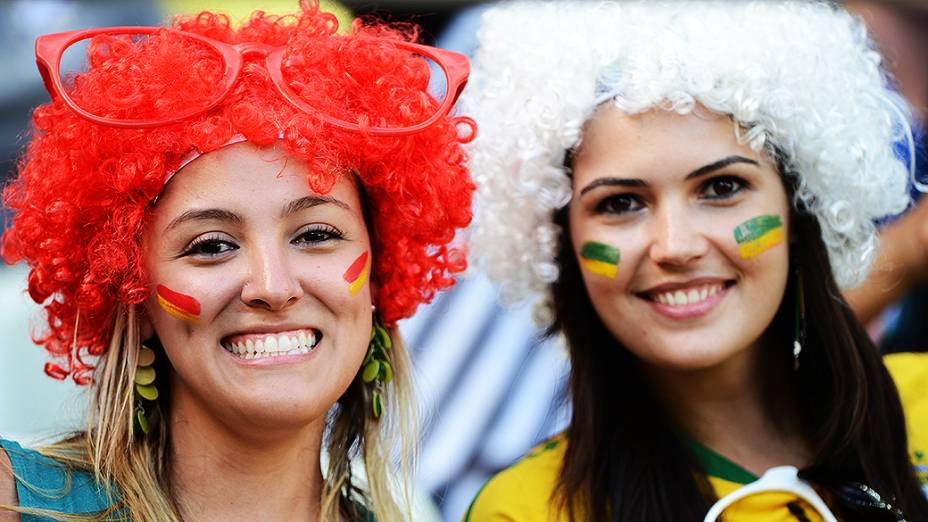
[595,194,644,215]
[182,235,238,258]
[293,224,344,245]
[702,176,745,199]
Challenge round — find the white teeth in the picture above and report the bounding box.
[687,289,699,303]
[653,284,724,307]
[224,330,319,359]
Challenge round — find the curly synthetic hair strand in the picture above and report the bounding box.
[2,0,473,384]
[464,0,913,314]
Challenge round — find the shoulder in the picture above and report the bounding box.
[0,440,20,521]
[0,437,114,517]
[884,353,928,486]
[885,352,928,421]
[463,434,567,522]
[884,352,928,393]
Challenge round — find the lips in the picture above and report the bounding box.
[221,328,322,360]
[638,279,734,319]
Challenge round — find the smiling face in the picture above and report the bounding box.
[568,106,791,372]
[142,142,372,433]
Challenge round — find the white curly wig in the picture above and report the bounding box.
[463,0,914,313]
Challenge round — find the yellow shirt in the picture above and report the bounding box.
[464,352,928,521]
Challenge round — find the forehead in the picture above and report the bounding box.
[152,142,363,217]
[573,105,768,183]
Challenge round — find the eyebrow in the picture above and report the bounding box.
[282,195,350,217]
[166,196,350,232]
[166,208,241,232]
[578,155,760,197]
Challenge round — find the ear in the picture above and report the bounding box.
[369,278,380,311]
[138,304,155,341]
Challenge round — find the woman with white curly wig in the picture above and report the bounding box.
[462,1,928,521]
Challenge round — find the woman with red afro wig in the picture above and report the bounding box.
[0,2,474,520]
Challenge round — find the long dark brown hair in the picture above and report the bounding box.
[549,159,928,521]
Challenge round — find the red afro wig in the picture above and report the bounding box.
[1,1,475,384]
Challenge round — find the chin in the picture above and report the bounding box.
[228,394,333,430]
[633,342,744,372]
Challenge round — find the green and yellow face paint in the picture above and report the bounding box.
[343,251,371,296]
[156,284,201,323]
[579,241,620,279]
[734,215,784,259]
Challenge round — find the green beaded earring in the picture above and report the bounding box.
[133,345,159,435]
[361,320,393,418]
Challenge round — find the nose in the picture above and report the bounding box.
[240,244,304,311]
[648,201,710,267]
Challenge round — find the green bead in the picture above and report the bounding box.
[135,410,149,435]
[135,383,159,401]
[372,391,384,418]
[375,326,392,350]
[134,366,156,386]
[362,361,380,383]
[380,361,393,383]
[138,346,156,367]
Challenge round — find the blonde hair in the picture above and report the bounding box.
[3,304,416,521]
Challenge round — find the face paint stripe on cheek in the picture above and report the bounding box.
[579,241,620,279]
[156,284,201,323]
[343,251,371,296]
[734,214,784,259]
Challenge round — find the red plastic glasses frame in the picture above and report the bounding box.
[35,26,470,136]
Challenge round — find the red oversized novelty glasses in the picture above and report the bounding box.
[35,26,470,136]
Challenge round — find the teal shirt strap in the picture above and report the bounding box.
[0,438,116,520]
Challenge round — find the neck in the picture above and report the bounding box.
[166,386,327,522]
[642,341,810,477]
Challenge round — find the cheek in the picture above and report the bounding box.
[577,240,621,280]
[154,284,202,324]
[732,214,786,260]
[342,250,371,298]
[304,250,373,318]
[575,237,637,311]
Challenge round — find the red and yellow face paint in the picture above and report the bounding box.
[156,284,201,323]
[343,251,371,296]
[734,215,784,259]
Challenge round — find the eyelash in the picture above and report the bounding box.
[180,225,345,258]
[182,234,238,258]
[594,194,644,215]
[293,224,345,245]
[592,175,749,215]
[700,175,747,200]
